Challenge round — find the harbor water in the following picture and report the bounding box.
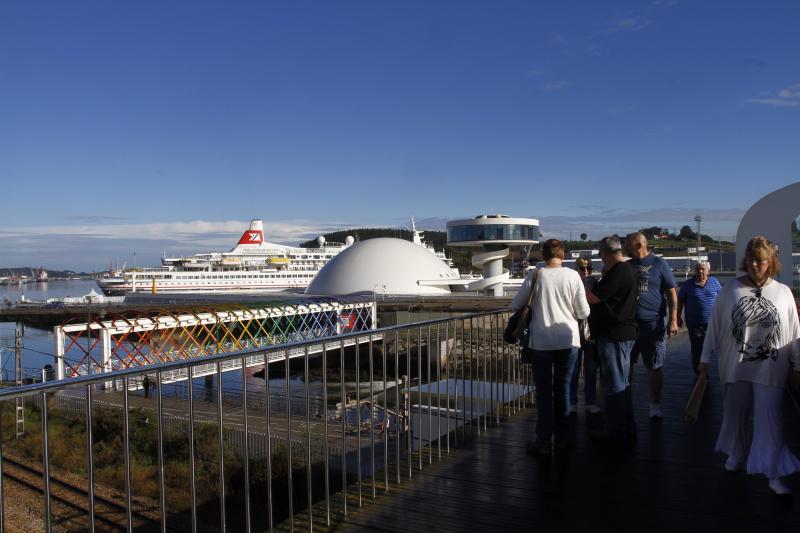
[1,279,101,377]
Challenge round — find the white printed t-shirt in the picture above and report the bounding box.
[700,277,800,387]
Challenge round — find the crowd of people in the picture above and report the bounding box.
[511,233,800,496]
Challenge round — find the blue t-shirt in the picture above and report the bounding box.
[628,253,676,322]
[677,276,721,327]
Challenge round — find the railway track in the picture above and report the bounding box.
[2,457,164,531]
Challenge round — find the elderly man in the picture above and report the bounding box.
[586,236,639,440]
[625,232,678,420]
[677,260,721,374]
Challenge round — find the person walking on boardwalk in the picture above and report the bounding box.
[512,239,589,455]
[569,257,601,415]
[677,260,721,374]
[698,236,800,495]
[625,232,678,420]
[585,236,639,441]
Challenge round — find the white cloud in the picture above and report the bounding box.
[0,208,748,271]
[613,16,650,31]
[746,83,800,108]
[543,80,571,92]
[0,219,349,272]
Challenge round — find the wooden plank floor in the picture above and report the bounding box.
[304,332,800,533]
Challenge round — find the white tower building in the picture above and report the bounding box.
[446,215,540,296]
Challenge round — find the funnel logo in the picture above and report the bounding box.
[238,231,263,245]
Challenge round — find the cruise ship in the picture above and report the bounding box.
[97,220,354,295]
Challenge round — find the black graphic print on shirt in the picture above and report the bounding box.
[636,265,653,293]
[731,294,780,362]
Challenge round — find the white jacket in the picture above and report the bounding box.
[511,267,590,351]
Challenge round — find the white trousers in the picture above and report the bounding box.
[716,381,800,479]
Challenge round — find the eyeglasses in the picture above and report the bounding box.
[748,258,769,265]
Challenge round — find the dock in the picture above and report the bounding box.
[294,332,800,533]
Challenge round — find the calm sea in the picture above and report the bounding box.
[1,279,101,377]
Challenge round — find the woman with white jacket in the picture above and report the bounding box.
[511,239,589,455]
[699,236,800,495]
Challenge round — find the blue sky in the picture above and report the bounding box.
[1,1,799,271]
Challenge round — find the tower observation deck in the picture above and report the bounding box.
[446,215,540,296]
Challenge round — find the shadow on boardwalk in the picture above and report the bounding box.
[328,332,800,533]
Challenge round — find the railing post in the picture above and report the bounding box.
[54,326,65,380]
[85,385,96,533]
[122,378,133,531]
[303,345,313,532]
[263,352,274,532]
[322,343,331,526]
[156,372,167,533]
[102,329,112,375]
[41,391,51,533]
[285,349,294,530]
[339,339,347,517]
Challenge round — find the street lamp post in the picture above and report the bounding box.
[694,215,702,265]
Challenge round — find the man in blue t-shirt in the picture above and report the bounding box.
[677,260,721,375]
[625,232,678,420]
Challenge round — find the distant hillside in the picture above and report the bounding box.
[0,267,92,278]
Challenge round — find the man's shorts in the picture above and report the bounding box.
[631,319,666,370]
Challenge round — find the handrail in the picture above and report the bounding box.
[0,308,527,532]
[1,309,508,401]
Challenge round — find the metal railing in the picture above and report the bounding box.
[0,309,532,532]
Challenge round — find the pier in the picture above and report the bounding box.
[0,310,798,532]
[313,332,800,532]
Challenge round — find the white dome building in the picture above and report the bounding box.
[305,238,460,296]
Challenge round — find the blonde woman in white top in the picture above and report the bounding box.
[699,236,800,495]
[511,239,589,455]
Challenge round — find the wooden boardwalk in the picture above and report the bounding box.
[306,332,800,533]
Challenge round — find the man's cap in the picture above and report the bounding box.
[575,257,592,269]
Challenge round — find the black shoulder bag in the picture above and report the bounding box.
[503,268,539,344]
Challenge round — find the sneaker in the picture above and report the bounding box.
[724,457,740,472]
[526,439,551,456]
[649,404,663,419]
[769,478,791,495]
[587,404,602,414]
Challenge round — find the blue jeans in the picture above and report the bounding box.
[569,342,598,407]
[596,337,636,438]
[531,347,580,443]
[687,324,707,374]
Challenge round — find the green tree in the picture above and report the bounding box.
[678,225,696,240]
[639,226,667,239]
